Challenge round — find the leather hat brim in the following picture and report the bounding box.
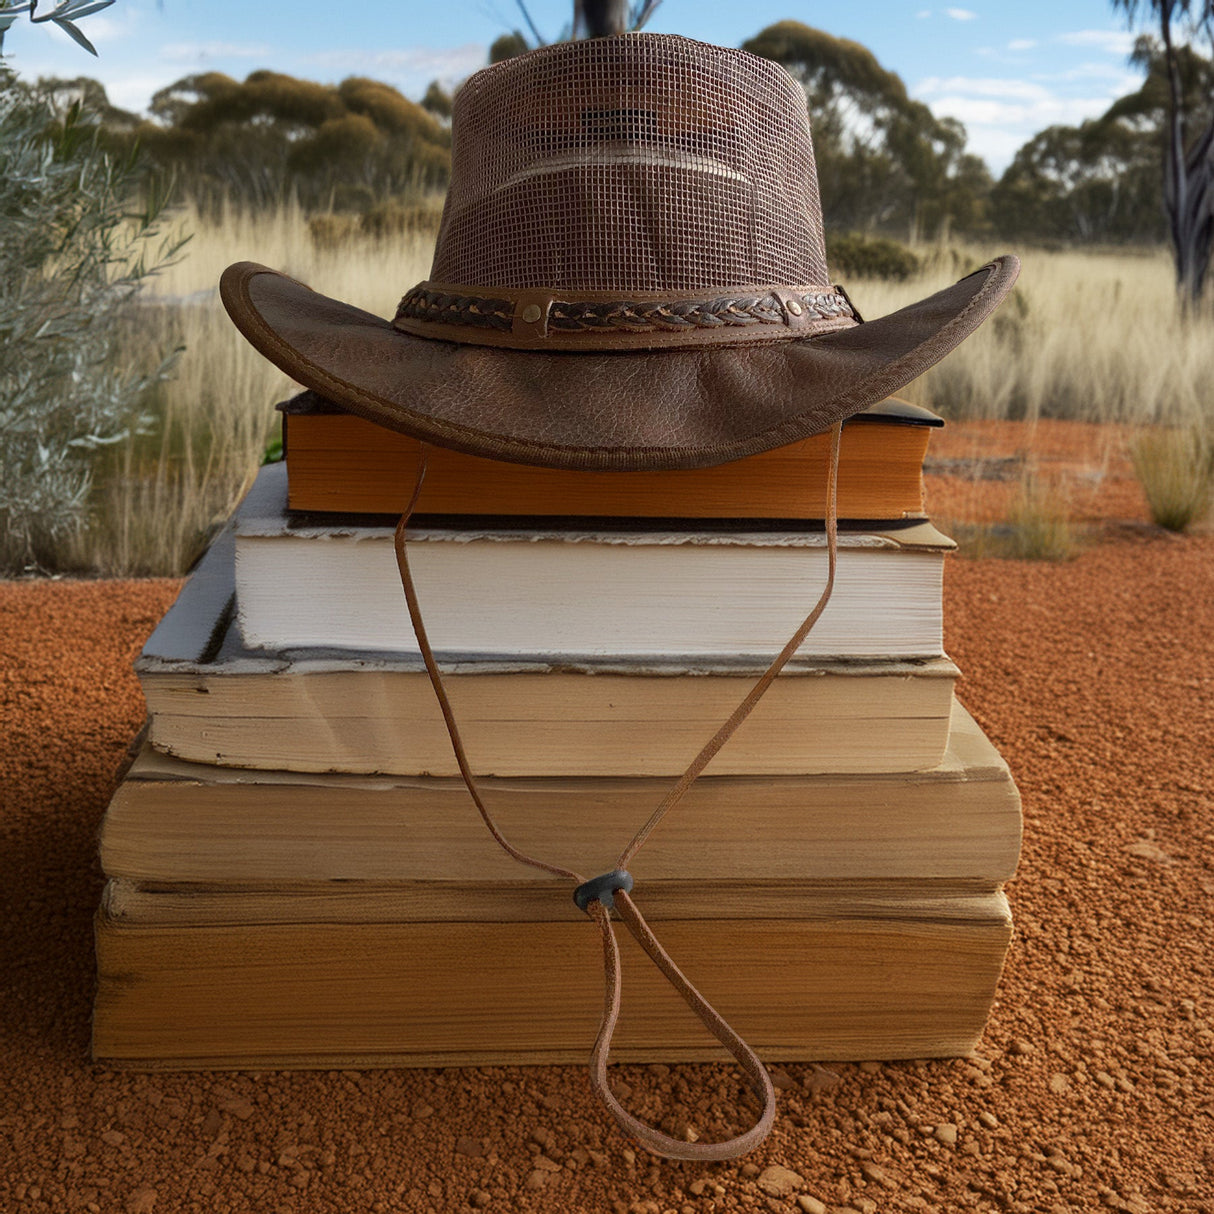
[221,255,1019,472]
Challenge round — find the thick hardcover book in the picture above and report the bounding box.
[280,391,941,520]
[137,530,958,776]
[101,701,1021,885]
[93,879,1012,1068]
[234,463,954,660]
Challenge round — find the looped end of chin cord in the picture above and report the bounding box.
[395,427,843,1163]
[574,869,634,914]
[586,890,777,1162]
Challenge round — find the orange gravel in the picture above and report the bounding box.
[2,445,1212,1213]
[925,419,1152,525]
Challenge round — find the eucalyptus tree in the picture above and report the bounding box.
[1112,0,1214,303]
[743,21,989,240]
[127,71,451,214]
[992,118,1164,244]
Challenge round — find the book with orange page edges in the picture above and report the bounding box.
[278,391,939,521]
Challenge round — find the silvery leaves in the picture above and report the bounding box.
[0,0,117,56]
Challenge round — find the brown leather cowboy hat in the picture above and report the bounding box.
[220,33,1019,471]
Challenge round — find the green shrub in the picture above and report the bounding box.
[358,197,445,239]
[309,197,444,250]
[0,67,185,573]
[308,212,359,249]
[826,232,921,281]
[329,182,377,214]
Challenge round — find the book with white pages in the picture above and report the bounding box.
[137,521,959,778]
[233,462,954,660]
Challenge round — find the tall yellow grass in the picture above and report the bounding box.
[76,203,434,575]
[857,243,1213,426]
[68,302,288,575]
[77,207,1214,575]
[1130,425,1214,531]
[144,199,437,316]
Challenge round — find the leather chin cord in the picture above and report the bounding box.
[392,422,842,1161]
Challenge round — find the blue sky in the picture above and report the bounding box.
[2,1,1150,173]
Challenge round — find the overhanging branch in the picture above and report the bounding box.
[514,0,547,46]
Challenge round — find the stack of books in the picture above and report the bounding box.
[92,393,1021,1069]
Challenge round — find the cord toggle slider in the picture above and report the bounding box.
[573,869,634,914]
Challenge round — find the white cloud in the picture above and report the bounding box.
[1057,29,1136,55]
[104,69,182,113]
[1007,39,1037,52]
[946,8,978,20]
[954,126,1031,171]
[304,42,486,87]
[927,96,1038,126]
[73,14,119,43]
[914,74,1133,172]
[160,41,273,61]
[918,76,1053,102]
[0,40,191,116]
[1034,63,1144,88]
[927,90,1116,162]
[307,44,484,72]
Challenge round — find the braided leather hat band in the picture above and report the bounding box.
[393,281,858,351]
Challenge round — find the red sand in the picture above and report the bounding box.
[926,418,1152,526]
[2,434,1212,1213]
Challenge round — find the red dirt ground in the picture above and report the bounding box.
[926,419,1153,526]
[1,422,1211,1214]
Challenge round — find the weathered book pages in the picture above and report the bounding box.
[102,700,1020,884]
[93,879,1012,1068]
[138,521,958,776]
[140,651,958,777]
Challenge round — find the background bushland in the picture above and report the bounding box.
[3,12,1213,576]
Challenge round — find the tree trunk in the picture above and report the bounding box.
[577,0,631,38]
[1159,0,1214,306]
[1169,121,1214,303]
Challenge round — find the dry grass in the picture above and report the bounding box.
[858,243,1214,429]
[144,198,437,316]
[64,301,287,575]
[1001,474,1079,560]
[63,213,1214,575]
[71,203,435,575]
[948,473,1078,562]
[1129,426,1214,532]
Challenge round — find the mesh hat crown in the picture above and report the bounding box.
[221,34,1019,470]
[417,35,833,308]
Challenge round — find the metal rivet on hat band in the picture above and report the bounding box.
[786,300,804,316]
[521,304,543,323]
